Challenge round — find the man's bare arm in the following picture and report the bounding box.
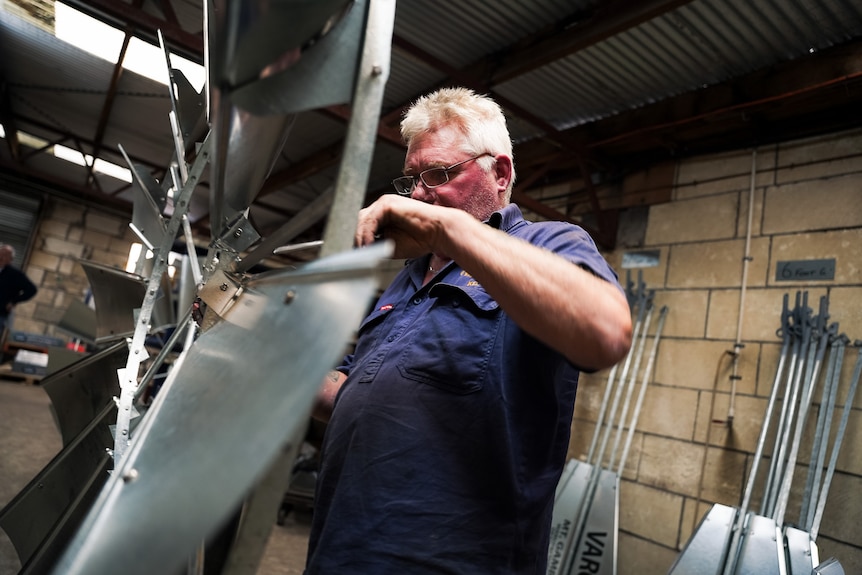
[313,370,347,423]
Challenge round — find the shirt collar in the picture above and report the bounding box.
[486,203,524,232]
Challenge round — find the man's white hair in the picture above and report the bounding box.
[400,87,516,202]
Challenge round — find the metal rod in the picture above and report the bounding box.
[595,301,652,471]
[763,291,810,517]
[320,0,396,257]
[608,303,655,470]
[236,187,334,274]
[810,343,862,540]
[760,321,799,515]
[800,334,846,529]
[588,292,644,468]
[565,303,653,574]
[134,307,195,401]
[618,306,668,475]
[726,149,757,425]
[723,294,792,575]
[586,363,618,467]
[273,240,324,254]
[774,298,833,527]
[587,282,646,466]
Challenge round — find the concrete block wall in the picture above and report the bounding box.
[568,127,862,574]
[12,197,136,341]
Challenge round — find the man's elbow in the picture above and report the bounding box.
[582,313,633,372]
[604,318,634,368]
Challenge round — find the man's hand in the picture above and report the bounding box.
[355,195,447,259]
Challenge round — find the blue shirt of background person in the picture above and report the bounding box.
[0,244,38,334]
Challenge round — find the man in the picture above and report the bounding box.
[305,88,632,573]
[0,244,38,335]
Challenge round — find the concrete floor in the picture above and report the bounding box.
[0,376,311,575]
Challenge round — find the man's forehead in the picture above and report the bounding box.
[406,141,465,167]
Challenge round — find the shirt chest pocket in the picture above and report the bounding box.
[397,283,502,395]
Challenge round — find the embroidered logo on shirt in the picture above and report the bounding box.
[459,270,480,287]
[379,304,393,312]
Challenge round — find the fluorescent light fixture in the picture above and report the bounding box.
[18,131,50,150]
[93,158,133,182]
[12,135,133,183]
[53,144,132,182]
[55,2,206,92]
[0,124,5,138]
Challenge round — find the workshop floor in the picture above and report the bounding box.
[0,376,311,575]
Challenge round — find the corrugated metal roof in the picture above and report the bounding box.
[394,1,596,70]
[496,0,862,131]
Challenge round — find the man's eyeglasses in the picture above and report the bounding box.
[391,153,494,196]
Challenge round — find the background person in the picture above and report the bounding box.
[305,87,632,574]
[0,244,38,336]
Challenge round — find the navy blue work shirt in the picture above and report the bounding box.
[305,204,622,574]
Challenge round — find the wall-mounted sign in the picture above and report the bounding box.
[775,259,836,282]
[621,250,660,269]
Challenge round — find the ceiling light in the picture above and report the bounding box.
[55,2,205,91]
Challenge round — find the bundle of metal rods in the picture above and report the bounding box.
[720,290,862,574]
[546,270,669,575]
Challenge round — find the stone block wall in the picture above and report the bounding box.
[567,128,862,574]
[11,197,136,341]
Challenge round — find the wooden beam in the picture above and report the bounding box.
[484,0,695,84]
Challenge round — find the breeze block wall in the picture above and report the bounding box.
[567,127,862,575]
[12,196,136,341]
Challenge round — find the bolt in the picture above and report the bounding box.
[220,283,228,291]
[284,290,297,304]
[123,469,139,483]
[371,65,382,76]
[234,228,243,238]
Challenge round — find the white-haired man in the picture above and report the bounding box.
[305,88,632,574]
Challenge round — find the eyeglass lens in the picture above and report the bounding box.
[392,154,490,195]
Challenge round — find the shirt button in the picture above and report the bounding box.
[412,296,422,305]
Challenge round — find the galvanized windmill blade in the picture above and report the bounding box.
[49,242,392,575]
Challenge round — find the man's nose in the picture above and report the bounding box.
[410,180,432,202]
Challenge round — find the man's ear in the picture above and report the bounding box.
[494,154,513,192]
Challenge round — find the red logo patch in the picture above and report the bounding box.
[379,304,393,312]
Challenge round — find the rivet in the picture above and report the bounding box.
[123,469,139,483]
[284,290,297,304]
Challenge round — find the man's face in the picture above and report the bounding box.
[403,124,508,221]
[0,249,12,267]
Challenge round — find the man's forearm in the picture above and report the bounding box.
[312,370,347,423]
